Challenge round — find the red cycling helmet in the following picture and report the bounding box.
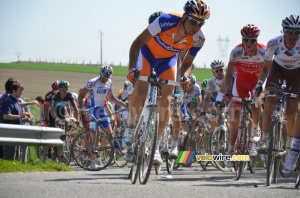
[241,24,260,38]
[51,80,59,91]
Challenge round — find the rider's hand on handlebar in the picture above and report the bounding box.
[254,84,263,98]
[127,68,140,83]
[224,90,233,103]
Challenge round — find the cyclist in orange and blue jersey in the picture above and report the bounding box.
[123,0,210,164]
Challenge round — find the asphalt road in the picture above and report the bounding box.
[0,163,299,198]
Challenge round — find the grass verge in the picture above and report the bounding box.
[0,158,73,173]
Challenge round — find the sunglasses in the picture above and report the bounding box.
[101,75,109,80]
[284,29,300,35]
[187,16,205,28]
[242,38,257,43]
[214,68,224,73]
[60,88,68,91]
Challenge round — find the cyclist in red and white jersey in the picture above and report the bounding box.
[254,15,300,170]
[223,24,266,166]
[123,0,210,164]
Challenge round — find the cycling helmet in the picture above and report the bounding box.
[51,80,59,91]
[241,24,260,38]
[210,59,225,70]
[148,11,165,24]
[184,0,210,20]
[58,80,70,89]
[71,92,78,101]
[100,64,113,78]
[201,79,208,89]
[189,74,196,87]
[282,15,300,29]
[123,81,130,88]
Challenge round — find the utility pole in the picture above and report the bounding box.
[217,35,230,62]
[98,30,103,66]
[15,51,22,62]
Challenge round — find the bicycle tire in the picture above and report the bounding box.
[209,128,229,172]
[166,153,175,174]
[71,130,114,171]
[139,106,158,185]
[130,115,145,184]
[266,120,277,186]
[295,163,300,188]
[278,123,293,178]
[235,125,247,180]
[248,156,257,174]
[182,133,196,167]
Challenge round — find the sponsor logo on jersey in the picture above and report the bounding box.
[160,22,176,27]
[154,35,183,52]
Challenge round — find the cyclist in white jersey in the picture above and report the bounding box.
[181,74,201,123]
[202,60,225,131]
[78,65,126,170]
[254,15,300,170]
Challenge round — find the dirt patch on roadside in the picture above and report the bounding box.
[0,69,127,99]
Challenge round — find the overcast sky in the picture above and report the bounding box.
[0,0,299,68]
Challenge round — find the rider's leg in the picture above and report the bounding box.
[228,104,242,152]
[260,86,277,146]
[157,84,175,146]
[285,99,298,152]
[122,80,149,148]
[285,109,300,170]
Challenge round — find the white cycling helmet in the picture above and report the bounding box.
[189,74,196,87]
[210,59,225,70]
[282,15,300,29]
[100,64,113,78]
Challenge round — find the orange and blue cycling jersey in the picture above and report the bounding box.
[137,13,205,81]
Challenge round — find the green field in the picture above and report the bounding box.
[0,63,213,81]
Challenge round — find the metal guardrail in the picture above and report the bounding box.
[0,124,64,163]
[0,124,64,146]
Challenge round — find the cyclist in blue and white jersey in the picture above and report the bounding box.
[78,65,126,170]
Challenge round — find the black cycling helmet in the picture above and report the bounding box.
[148,11,165,24]
[58,80,70,89]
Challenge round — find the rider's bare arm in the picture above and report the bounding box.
[179,54,196,78]
[107,90,124,107]
[257,59,273,85]
[224,64,235,92]
[129,28,153,69]
[78,88,89,109]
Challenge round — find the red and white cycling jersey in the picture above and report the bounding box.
[265,35,300,70]
[147,13,206,59]
[229,43,266,78]
[229,43,266,100]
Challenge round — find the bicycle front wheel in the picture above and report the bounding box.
[235,126,247,180]
[266,120,278,186]
[139,106,158,185]
[209,128,229,172]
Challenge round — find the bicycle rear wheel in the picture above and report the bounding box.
[71,130,114,171]
[266,120,278,186]
[139,106,158,185]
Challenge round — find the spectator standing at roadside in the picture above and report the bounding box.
[2,82,30,160]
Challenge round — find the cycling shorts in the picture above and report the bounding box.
[232,74,258,104]
[266,60,300,95]
[88,106,111,128]
[137,45,177,81]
